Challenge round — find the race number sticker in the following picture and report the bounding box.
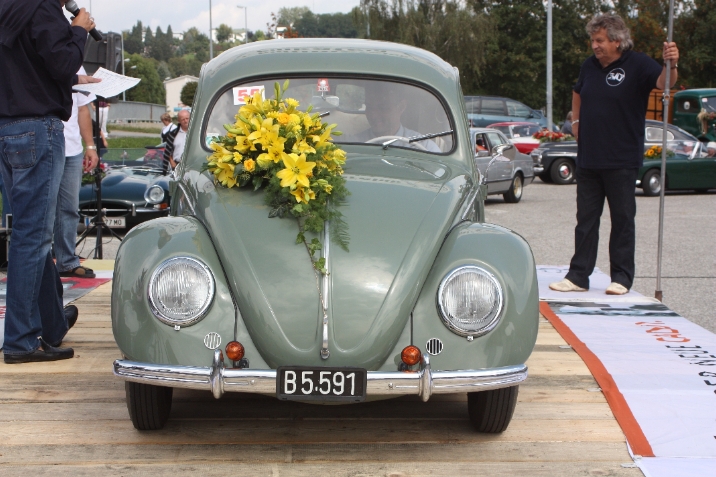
[317,78,330,93]
[233,85,265,105]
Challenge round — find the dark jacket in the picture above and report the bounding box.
[162,126,183,174]
[0,0,87,121]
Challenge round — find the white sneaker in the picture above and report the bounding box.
[605,282,629,295]
[549,278,587,292]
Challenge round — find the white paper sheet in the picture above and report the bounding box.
[72,67,141,98]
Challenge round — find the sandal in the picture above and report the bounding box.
[59,266,96,279]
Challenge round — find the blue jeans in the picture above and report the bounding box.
[54,152,83,272]
[0,117,67,354]
[0,169,11,227]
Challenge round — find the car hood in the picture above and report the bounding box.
[79,168,167,204]
[199,153,469,369]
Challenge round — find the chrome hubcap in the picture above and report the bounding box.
[559,164,571,179]
[514,178,522,197]
[648,174,661,193]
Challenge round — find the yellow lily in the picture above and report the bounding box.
[277,153,315,188]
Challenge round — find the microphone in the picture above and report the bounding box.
[64,0,103,42]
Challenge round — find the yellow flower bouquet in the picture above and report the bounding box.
[205,81,349,273]
[643,145,674,159]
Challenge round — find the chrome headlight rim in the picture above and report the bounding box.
[147,256,215,327]
[144,185,165,204]
[436,265,504,338]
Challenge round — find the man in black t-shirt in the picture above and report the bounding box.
[550,13,679,296]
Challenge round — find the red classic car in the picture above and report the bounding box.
[486,122,542,155]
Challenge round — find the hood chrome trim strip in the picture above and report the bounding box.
[320,220,331,359]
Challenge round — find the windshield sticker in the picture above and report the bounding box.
[233,85,265,105]
[317,78,330,93]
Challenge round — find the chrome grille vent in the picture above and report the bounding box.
[204,332,222,350]
[426,338,443,355]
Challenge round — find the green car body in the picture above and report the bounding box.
[112,39,539,431]
[673,89,716,142]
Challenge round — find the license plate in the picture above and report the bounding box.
[104,217,126,228]
[277,366,367,402]
[84,216,126,228]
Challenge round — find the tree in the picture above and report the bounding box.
[180,27,210,62]
[124,54,166,105]
[674,0,716,88]
[216,23,234,43]
[294,11,358,38]
[277,6,311,26]
[180,81,199,106]
[124,21,143,55]
[151,26,174,62]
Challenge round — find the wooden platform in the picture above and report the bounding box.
[0,283,643,476]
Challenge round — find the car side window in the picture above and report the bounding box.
[474,133,489,153]
[646,127,675,142]
[465,97,480,115]
[676,99,693,113]
[506,101,531,118]
[486,131,506,149]
[481,99,505,115]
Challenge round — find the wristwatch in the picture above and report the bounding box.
[670,63,678,69]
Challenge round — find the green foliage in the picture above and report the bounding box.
[124,54,166,105]
[675,0,716,88]
[278,6,312,26]
[180,81,198,107]
[216,24,234,43]
[123,21,143,55]
[151,26,174,62]
[295,11,359,38]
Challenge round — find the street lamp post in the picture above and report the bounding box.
[209,0,213,60]
[237,5,248,44]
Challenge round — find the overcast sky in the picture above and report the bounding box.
[72,0,361,37]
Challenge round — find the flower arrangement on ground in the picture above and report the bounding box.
[81,162,107,185]
[205,81,349,274]
[532,130,573,142]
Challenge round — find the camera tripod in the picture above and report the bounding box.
[75,96,122,259]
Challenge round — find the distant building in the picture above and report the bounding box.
[276,26,287,39]
[163,75,199,114]
[210,28,247,43]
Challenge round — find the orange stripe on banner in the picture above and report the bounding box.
[539,301,654,457]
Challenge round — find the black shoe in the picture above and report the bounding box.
[65,305,78,329]
[49,305,79,347]
[4,338,74,364]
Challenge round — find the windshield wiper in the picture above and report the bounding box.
[381,130,454,150]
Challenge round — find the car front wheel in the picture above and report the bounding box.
[642,169,662,197]
[503,174,523,203]
[467,385,519,433]
[550,158,575,184]
[125,381,173,430]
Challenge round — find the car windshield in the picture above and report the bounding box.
[205,77,454,154]
[511,124,540,137]
[701,96,716,112]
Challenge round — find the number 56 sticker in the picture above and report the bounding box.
[233,85,265,105]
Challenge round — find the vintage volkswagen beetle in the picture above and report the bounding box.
[112,39,539,432]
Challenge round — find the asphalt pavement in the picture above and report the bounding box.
[77,177,715,333]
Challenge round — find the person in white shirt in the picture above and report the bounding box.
[162,109,190,170]
[159,112,177,144]
[54,66,99,279]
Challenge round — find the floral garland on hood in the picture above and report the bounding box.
[205,81,349,274]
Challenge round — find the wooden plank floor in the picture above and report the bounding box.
[0,283,643,476]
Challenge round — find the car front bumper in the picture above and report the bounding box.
[113,351,528,402]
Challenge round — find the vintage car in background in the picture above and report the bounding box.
[486,121,542,155]
[530,120,705,185]
[673,89,716,142]
[79,145,171,229]
[638,139,716,196]
[465,95,549,129]
[111,39,539,432]
[470,127,541,203]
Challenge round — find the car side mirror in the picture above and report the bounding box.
[492,143,514,156]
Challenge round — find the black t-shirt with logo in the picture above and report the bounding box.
[574,50,663,169]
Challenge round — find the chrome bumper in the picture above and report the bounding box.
[533,164,544,174]
[113,351,527,402]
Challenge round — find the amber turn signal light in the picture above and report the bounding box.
[225,341,245,361]
[401,345,422,366]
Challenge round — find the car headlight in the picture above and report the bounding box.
[437,266,504,337]
[531,149,543,160]
[144,185,165,204]
[148,257,215,326]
